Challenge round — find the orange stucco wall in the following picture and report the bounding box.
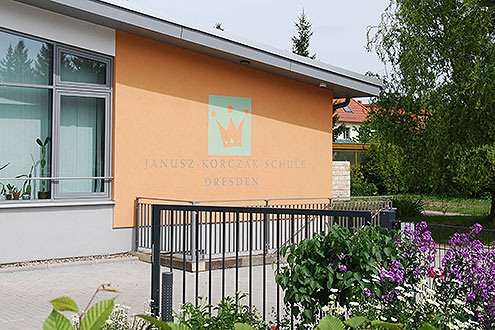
[113,31,333,228]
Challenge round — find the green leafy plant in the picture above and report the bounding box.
[276,224,403,328]
[315,315,402,330]
[17,165,34,198]
[36,136,51,192]
[393,195,424,220]
[43,284,118,330]
[350,165,378,196]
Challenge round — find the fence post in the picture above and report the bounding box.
[151,205,161,317]
[161,272,173,322]
[134,198,140,251]
[380,210,396,234]
[190,210,198,262]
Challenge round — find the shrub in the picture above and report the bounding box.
[276,225,404,328]
[393,196,424,220]
[361,143,405,195]
[350,165,378,196]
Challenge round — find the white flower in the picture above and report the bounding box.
[453,298,465,305]
[455,320,464,327]
[349,302,359,307]
[398,296,406,301]
[322,306,330,312]
[330,288,339,293]
[362,279,370,283]
[395,286,405,291]
[336,306,345,314]
[204,323,209,327]
[447,322,458,329]
[463,307,474,315]
[391,317,398,322]
[380,316,387,321]
[106,319,113,325]
[419,279,426,285]
[329,294,336,300]
[426,298,440,307]
[426,288,435,295]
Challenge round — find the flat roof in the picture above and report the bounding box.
[13,0,383,97]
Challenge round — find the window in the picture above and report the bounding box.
[343,105,353,113]
[0,29,112,201]
[343,127,351,140]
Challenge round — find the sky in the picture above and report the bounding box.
[101,0,390,76]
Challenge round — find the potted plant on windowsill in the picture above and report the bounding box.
[4,184,20,200]
[17,165,34,200]
[36,137,51,200]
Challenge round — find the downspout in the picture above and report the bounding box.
[332,97,351,111]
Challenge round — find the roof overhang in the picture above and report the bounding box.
[13,0,383,98]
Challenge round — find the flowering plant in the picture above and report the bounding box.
[276,224,405,328]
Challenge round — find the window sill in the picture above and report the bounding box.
[0,199,116,209]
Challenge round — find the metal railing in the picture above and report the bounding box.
[145,202,387,325]
[135,196,393,253]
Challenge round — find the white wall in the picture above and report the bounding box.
[336,123,361,141]
[0,0,115,56]
[0,205,132,264]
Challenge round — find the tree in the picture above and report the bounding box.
[291,9,316,59]
[366,0,495,218]
[34,43,52,84]
[0,40,33,83]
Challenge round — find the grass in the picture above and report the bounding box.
[396,194,491,217]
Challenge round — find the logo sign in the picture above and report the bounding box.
[208,95,251,156]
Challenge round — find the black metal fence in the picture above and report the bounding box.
[135,196,393,254]
[146,203,377,323]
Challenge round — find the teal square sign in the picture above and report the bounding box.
[208,95,251,156]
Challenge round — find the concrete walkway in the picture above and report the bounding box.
[0,257,279,330]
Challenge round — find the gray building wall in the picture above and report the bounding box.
[0,205,132,264]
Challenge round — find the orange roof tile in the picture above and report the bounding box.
[334,98,369,123]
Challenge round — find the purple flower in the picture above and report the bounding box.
[328,263,334,267]
[338,264,347,272]
[364,288,372,298]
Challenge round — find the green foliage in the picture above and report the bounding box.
[36,136,51,191]
[366,0,495,216]
[360,143,405,195]
[173,293,266,330]
[315,315,402,330]
[393,196,424,220]
[291,9,316,59]
[276,225,402,328]
[43,284,118,330]
[350,165,378,196]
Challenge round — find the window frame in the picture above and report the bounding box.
[0,27,113,202]
[55,46,112,90]
[53,89,112,200]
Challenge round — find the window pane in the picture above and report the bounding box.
[60,52,106,85]
[59,95,105,194]
[0,86,52,200]
[0,30,53,85]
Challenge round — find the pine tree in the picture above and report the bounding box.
[291,9,316,59]
[34,43,52,85]
[0,40,33,83]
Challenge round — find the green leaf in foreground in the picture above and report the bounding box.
[43,310,73,330]
[371,319,403,330]
[344,316,368,328]
[316,315,346,330]
[135,314,191,330]
[80,298,115,330]
[419,323,440,330]
[49,296,79,313]
[234,323,256,330]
